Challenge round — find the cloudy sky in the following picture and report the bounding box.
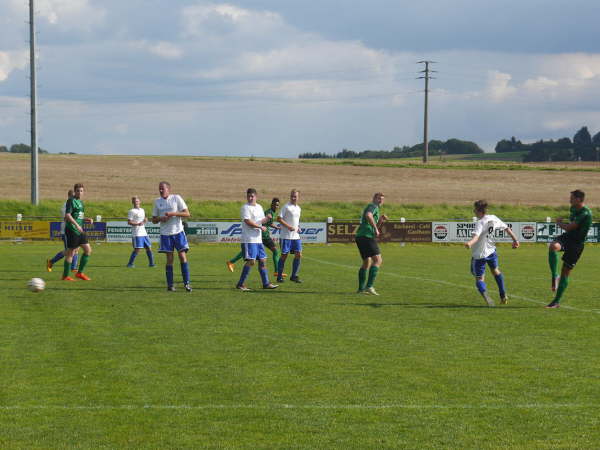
[1,0,600,156]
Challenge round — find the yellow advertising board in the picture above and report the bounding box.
[0,221,50,239]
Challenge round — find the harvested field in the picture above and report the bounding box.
[2,153,599,207]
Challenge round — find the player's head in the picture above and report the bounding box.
[73,183,84,198]
[570,189,585,206]
[290,189,299,204]
[473,200,488,217]
[246,188,257,204]
[158,181,171,199]
[67,189,74,199]
[373,192,385,206]
[271,197,280,210]
[131,196,141,207]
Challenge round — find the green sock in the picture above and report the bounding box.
[62,260,71,278]
[358,268,367,291]
[366,266,379,288]
[272,249,280,273]
[78,254,90,273]
[554,276,569,303]
[230,252,243,264]
[548,251,559,278]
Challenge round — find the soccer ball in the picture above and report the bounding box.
[27,277,45,292]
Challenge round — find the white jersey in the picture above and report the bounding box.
[128,207,148,237]
[240,203,265,244]
[60,201,67,234]
[471,214,509,259]
[152,194,188,236]
[279,202,301,240]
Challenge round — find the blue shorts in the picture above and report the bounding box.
[159,231,189,253]
[281,238,302,255]
[241,243,267,260]
[470,251,499,277]
[132,236,152,249]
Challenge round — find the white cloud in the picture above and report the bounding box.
[0,50,28,82]
[485,70,516,102]
[9,0,105,31]
[148,41,183,60]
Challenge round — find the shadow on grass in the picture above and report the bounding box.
[336,302,532,309]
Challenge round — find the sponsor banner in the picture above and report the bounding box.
[106,221,161,243]
[186,222,219,243]
[218,222,327,243]
[536,222,600,243]
[327,221,432,243]
[432,222,537,243]
[50,221,107,241]
[0,221,49,239]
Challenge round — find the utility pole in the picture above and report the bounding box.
[29,0,39,205]
[417,61,436,163]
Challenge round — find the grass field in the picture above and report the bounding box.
[2,241,600,448]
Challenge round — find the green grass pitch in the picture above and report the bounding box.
[1,241,600,448]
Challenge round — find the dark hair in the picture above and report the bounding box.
[271,197,280,206]
[67,189,74,198]
[73,183,84,191]
[571,189,585,201]
[473,199,488,213]
[159,181,171,188]
[246,188,257,196]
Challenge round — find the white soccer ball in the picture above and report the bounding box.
[28,277,45,292]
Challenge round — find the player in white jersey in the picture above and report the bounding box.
[276,189,303,283]
[151,181,191,292]
[126,196,155,268]
[235,188,278,291]
[465,200,519,306]
[46,190,79,272]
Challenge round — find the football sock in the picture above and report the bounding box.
[554,275,569,303]
[62,260,71,278]
[71,253,79,270]
[291,258,301,278]
[366,266,379,288]
[78,254,89,273]
[258,261,269,286]
[494,273,506,298]
[238,265,251,287]
[181,262,190,284]
[166,265,174,287]
[476,279,486,293]
[358,268,367,290]
[128,251,137,266]
[272,249,280,273]
[146,249,154,265]
[548,250,559,278]
[277,258,286,278]
[230,252,244,264]
[50,251,64,264]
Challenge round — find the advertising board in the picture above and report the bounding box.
[0,221,49,239]
[431,222,537,243]
[218,222,327,243]
[327,221,432,243]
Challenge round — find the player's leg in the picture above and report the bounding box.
[488,252,507,303]
[71,248,79,272]
[160,234,176,291]
[364,239,381,295]
[546,243,582,308]
[127,237,140,267]
[175,232,191,292]
[75,242,92,280]
[548,240,562,291]
[62,247,76,281]
[257,245,277,289]
[263,238,282,277]
[237,244,254,290]
[277,240,290,282]
[472,258,493,306]
[227,251,243,272]
[48,247,65,272]
[356,237,370,293]
[144,239,155,267]
[290,240,303,283]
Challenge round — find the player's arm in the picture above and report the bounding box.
[244,218,266,232]
[165,208,190,218]
[557,215,583,232]
[377,214,388,227]
[365,211,380,237]
[277,215,295,232]
[505,227,520,248]
[464,233,480,249]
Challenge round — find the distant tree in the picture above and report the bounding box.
[336,149,359,158]
[495,136,524,153]
[9,143,48,154]
[298,152,333,159]
[592,131,600,147]
[573,126,592,146]
[0,145,8,152]
[442,138,483,154]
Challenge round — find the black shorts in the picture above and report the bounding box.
[355,236,380,259]
[65,228,88,249]
[555,234,585,269]
[262,236,276,251]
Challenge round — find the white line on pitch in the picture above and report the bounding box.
[304,256,600,315]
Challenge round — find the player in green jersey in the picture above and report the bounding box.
[226,197,285,277]
[355,192,388,295]
[546,189,592,308]
[62,183,94,281]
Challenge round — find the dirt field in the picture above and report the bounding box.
[2,153,599,206]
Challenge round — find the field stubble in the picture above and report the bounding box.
[2,154,600,207]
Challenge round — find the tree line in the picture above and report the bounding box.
[299,138,484,159]
[0,143,49,154]
[495,127,600,162]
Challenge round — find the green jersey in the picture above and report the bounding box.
[566,205,592,244]
[262,207,276,239]
[356,203,380,239]
[65,197,85,235]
